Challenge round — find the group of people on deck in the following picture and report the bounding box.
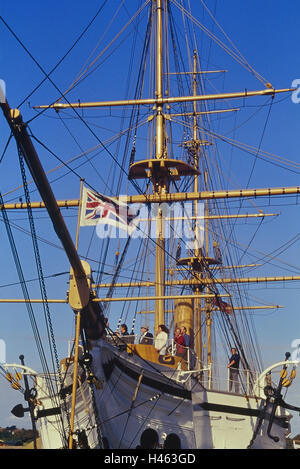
[173,326,190,357]
[112,322,191,359]
[104,319,190,357]
[141,324,190,359]
[110,324,190,357]
[104,320,240,393]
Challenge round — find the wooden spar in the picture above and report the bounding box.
[33,87,294,110]
[0,200,279,222]
[124,185,300,204]
[209,263,263,270]
[170,264,263,272]
[1,184,300,208]
[165,70,228,75]
[0,298,286,307]
[169,108,240,117]
[137,305,284,314]
[223,305,284,311]
[92,294,230,302]
[0,200,79,210]
[93,275,300,288]
[0,293,231,304]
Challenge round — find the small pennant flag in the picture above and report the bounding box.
[211,297,232,314]
[80,186,138,235]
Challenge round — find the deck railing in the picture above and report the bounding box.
[194,365,260,396]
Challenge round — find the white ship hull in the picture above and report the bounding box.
[36,340,292,449]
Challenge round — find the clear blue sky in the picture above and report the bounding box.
[0,0,299,439]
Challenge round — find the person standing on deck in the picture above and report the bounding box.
[120,324,129,336]
[118,323,129,351]
[180,326,190,347]
[174,328,185,357]
[227,347,240,393]
[139,325,153,344]
[155,325,169,357]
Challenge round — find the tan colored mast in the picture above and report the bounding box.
[192,51,201,362]
[154,0,166,331]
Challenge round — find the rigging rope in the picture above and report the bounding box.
[0,133,13,164]
[0,192,67,444]
[15,0,109,110]
[60,1,151,100]
[171,0,269,86]
[18,149,60,385]
[18,147,69,444]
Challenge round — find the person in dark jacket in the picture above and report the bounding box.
[227,347,240,393]
[120,324,129,336]
[118,323,129,351]
[174,327,185,357]
[139,325,153,344]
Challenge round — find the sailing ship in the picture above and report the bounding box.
[0,0,300,449]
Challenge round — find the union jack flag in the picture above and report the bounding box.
[80,186,138,234]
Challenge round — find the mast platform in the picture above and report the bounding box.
[128,158,199,181]
[176,256,221,270]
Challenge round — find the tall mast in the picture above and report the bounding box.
[204,169,212,371]
[192,51,202,363]
[155,0,164,161]
[154,0,166,331]
[192,51,200,257]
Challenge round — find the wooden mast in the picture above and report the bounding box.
[193,51,202,365]
[154,0,166,332]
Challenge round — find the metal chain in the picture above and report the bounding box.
[18,147,69,444]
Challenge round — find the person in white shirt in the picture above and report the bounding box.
[155,324,169,356]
